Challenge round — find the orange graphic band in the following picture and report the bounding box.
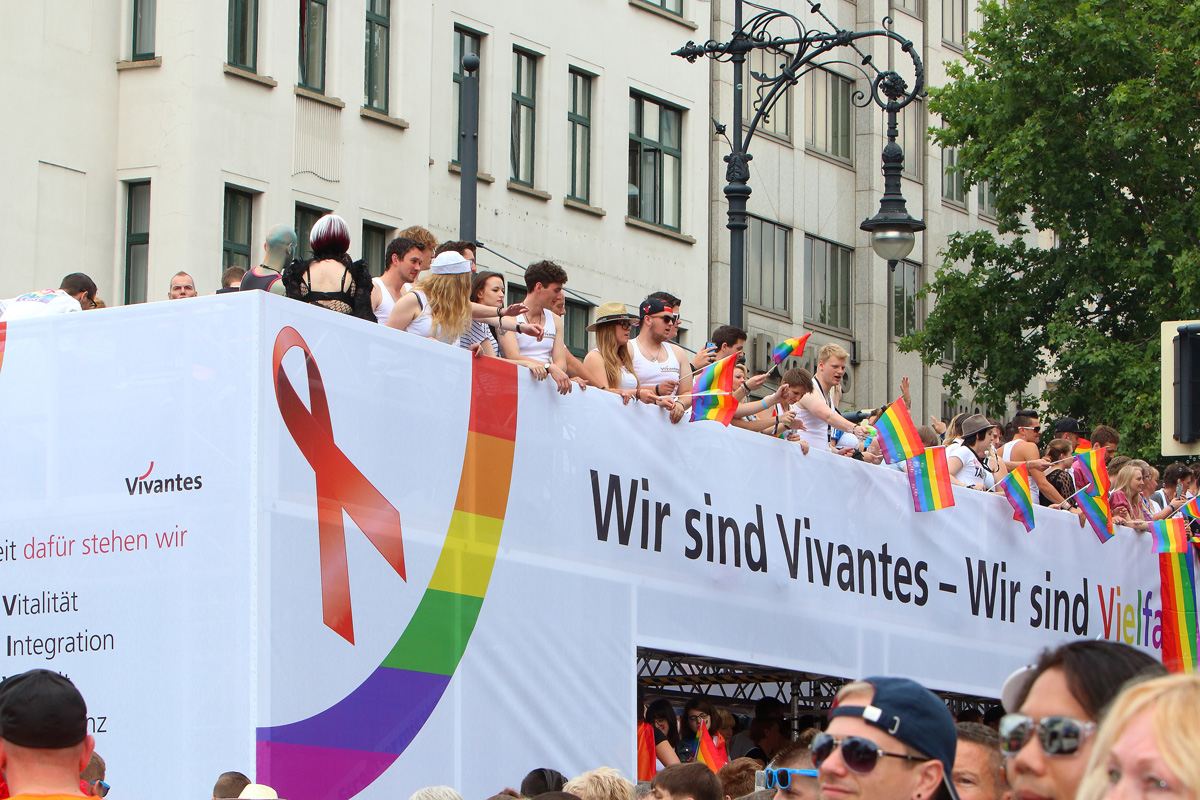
[272,326,406,644]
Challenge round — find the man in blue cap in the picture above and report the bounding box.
[815,677,958,800]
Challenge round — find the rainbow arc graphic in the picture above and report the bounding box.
[258,330,518,800]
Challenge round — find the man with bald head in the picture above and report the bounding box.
[0,669,96,799]
[240,224,298,294]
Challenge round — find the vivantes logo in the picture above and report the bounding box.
[125,461,203,496]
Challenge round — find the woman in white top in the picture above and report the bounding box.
[947,413,1009,490]
[582,302,669,406]
[387,253,540,344]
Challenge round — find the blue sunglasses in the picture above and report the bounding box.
[756,768,818,790]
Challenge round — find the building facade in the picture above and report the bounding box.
[1,0,715,357]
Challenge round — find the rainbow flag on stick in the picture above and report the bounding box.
[1151,518,1191,554]
[1180,496,1200,522]
[1077,487,1114,543]
[1075,450,1110,498]
[771,332,811,365]
[997,463,1036,533]
[876,397,925,464]
[1159,551,1198,673]
[906,447,955,512]
[1074,438,1092,454]
[690,355,738,426]
[695,724,729,771]
[637,721,657,781]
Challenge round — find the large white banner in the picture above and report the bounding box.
[0,294,1168,800]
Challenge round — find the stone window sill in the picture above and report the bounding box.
[508,181,551,201]
[295,85,345,109]
[117,57,162,71]
[624,216,696,244]
[223,64,277,87]
[448,163,496,183]
[564,198,606,217]
[360,106,409,129]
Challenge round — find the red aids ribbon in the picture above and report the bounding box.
[272,326,406,644]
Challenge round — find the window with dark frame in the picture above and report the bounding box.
[746,46,791,140]
[132,0,156,60]
[299,0,328,93]
[892,260,921,338]
[294,204,329,261]
[365,0,390,113]
[804,235,853,331]
[806,68,853,161]
[978,180,997,218]
[943,144,965,205]
[124,182,151,305]
[643,0,683,16]
[744,216,790,316]
[222,187,254,272]
[362,222,390,277]
[628,93,683,231]
[563,300,589,359]
[453,27,483,164]
[899,100,925,182]
[228,0,258,70]
[893,0,924,19]
[510,49,538,186]
[942,0,968,48]
[567,69,593,203]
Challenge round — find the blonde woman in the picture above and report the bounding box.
[1077,674,1200,800]
[386,252,539,345]
[1111,461,1154,531]
[582,302,644,402]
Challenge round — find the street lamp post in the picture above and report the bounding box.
[674,0,926,381]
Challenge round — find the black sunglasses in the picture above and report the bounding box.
[999,714,1096,757]
[758,767,818,790]
[811,733,926,774]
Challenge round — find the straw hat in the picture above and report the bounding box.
[585,302,639,331]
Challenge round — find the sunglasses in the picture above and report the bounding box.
[757,768,818,790]
[654,314,680,324]
[811,733,926,774]
[617,320,634,330]
[1019,425,1042,433]
[998,714,1096,757]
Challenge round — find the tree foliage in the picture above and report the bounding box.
[903,0,1200,459]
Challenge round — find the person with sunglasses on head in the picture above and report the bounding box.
[815,677,958,800]
[1000,410,1061,505]
[629,297,695,424]
[1076,673,1200,800]
[999,639,1166,800]
[952,723,1006,800]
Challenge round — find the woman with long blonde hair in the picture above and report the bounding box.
[1110,460,1153,531]
[387,252,539,345]
[582,302,642,400]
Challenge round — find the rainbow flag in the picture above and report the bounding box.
[1075,450,1110,498]
[906,447,955,512]
[690,355,737,426]
[875,397,925,464]
[998,463,1036,533]
[1074,438,1092,454]
[1159,551,1198,673]
[1151,518,1191,554]
[637,721,657,781]
[695,724,729,771]
[1180,496,1200,521]
[771,332,811,365]
[1077,488,1114,543]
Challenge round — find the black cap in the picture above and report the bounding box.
[1055,417,1089,435]
[830,676,957,784]
[639,297,674,318]
[0,669,88,748]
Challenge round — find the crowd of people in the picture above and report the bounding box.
[0,637,1196,800]
[3,216,1197,534]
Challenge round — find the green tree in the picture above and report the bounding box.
[904,0,1200,460]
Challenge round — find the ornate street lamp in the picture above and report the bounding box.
[674,0,925,352]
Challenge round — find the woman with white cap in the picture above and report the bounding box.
[386,251,540,346]
[946,413,1008,490]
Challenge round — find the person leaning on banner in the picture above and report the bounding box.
[0,669,96,800]
[0,273,98,321]
[1000,640,1165,800]
[790,344,869,453]
[946,414,1008,491]
[814,677,959,800]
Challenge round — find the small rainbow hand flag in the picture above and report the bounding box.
[771,332,811,365]
[1159,551,1198,673]
[1180,496,1200,521]
[1075,450,1110,498]
[1074,438,1092,454]
[637,721,657,781]
[906,446,955,512]
[876,397,925,464]
[998,463,1036,533]
[1151,518,1191,554]
[695,724,729,771]
[1077,488,1114,543]
[690,355,737,426]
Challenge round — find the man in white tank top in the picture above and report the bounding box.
[500,260,580,394]
[627,297,694,423]
[1000,410,1058,505]
[372,237,427,323]
[792,343,867,450]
